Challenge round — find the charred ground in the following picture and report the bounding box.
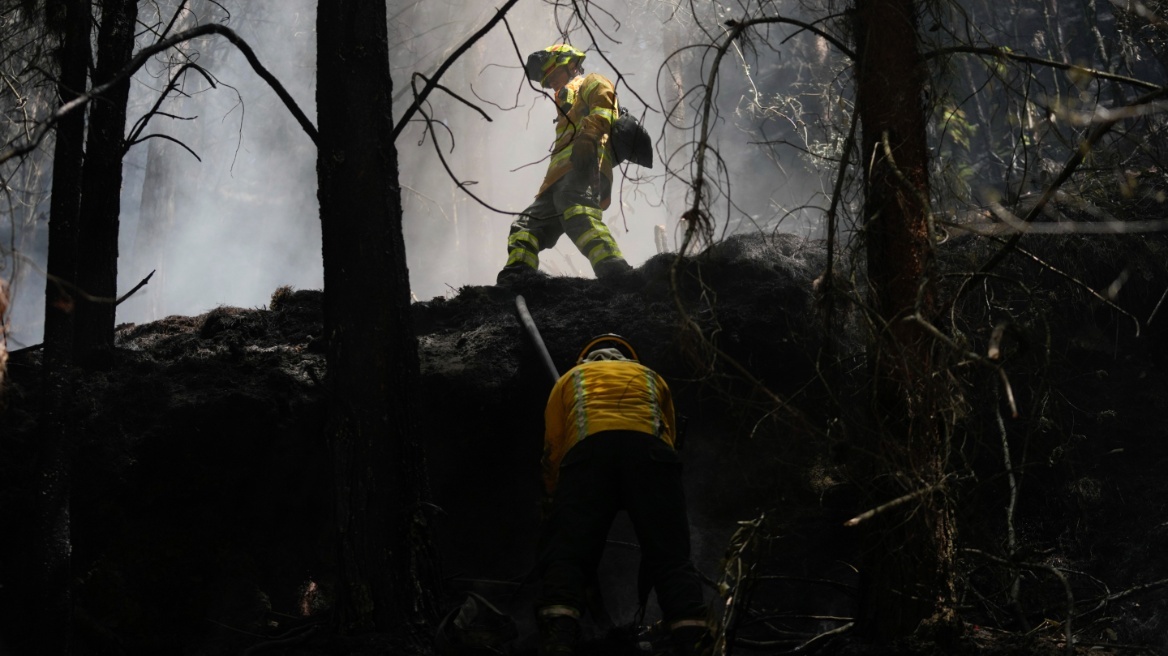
[1,227,1167,655]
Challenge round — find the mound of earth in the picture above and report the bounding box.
[1,231,1166,655]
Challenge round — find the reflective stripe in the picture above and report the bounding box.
[556,123,581,140]
[587,242,621,265]
[563,204,603,222]
[581,78,603,98]
[573,228,603,250]
[669,619,708,630]
[572,369,588,444]
[550,148,573,168]
[540,605,581,620]
[508,230,540,249]
[644,370,662,436]
[506,248,539,269]
[590,107,615,122]
[565,208,621,262]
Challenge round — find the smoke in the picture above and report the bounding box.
[389,0,826,300]
[5,0,827,345]
[117,0,319,327]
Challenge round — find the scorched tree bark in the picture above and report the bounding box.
[72,0,138,360]
[316,0,439,634]
[850,0,959,643]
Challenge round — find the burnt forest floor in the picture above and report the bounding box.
[2,227,1168,656]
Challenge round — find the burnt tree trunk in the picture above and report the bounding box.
[851,0,958,642]
[316,0,439,634]
[33,0,91,651]
[73,0,138,360]
[43,0,88,360]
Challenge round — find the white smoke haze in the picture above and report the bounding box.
[5,0,828,347]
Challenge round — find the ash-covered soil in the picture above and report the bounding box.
[2,231,1167,655]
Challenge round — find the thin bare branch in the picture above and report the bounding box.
[115,270,155,305]
[0,23,316,166]
[125,133,201,161]
[927,45,1163,92]
[843,476,951,527]
[393,0,521,141]
[411,72,493,123]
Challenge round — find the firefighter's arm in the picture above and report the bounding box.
[571,74,617,170]
[657,372,678,447]
[542,377,569,494]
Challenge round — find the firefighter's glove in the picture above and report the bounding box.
[570,137,598,173]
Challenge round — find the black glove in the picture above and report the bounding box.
[570,137,598,172]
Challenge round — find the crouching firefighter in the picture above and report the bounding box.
[536,334,710,656]
[497,45,633,284]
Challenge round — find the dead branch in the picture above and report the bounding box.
[155,0,190,43]
[9,251,148,307]
[1078,576,1168,618]
[410,73,492,123]
[904,312,1020,417]
[713,514,767,656]
[927,45,1162,92]
[0,23,317,166]
[964,548,1075,656]
[843,475,951,527]
[563,0,656,111]
[1148,287,1168,326]
[392,0,520,141]
[125,61,216,151]
[976,85,1168,276]
[819,99,859,332]
[989,200,1168,235]
[980,226,1143,338]
[126,134,201,161]
[988,322,1007,360]
[115,270,156,306]
[415,104,521,219]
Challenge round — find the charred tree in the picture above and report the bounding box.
[43,0,88,363]
[850,0,958,642]
[316,0,439,635]
[33,0,90,651]
[72,0,138,360]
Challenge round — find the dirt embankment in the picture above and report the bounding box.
[2,231,1167,655]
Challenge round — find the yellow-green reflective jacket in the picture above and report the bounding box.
[537,73,618,209]
[542,360,676,493]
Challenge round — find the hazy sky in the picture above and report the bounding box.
[4,0,826,348]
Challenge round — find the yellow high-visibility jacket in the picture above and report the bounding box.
[537,72,618,209]
[542,360,676,493]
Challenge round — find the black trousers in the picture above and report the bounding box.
[538,430,706,622]
[501,169,624,274]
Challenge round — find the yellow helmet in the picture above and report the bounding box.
[577,333,639,364]
[525,44,586,87]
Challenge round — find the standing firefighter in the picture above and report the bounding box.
[537,334,709,656]
[497,45,633,284]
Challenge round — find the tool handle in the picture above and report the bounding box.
[515,294,560,383]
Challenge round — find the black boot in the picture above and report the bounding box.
[538,615,581,656]
[593,257,633,280]
[497,264,547,286]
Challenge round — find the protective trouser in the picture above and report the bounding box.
[538,430,707,623]
[502,169,626,276]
